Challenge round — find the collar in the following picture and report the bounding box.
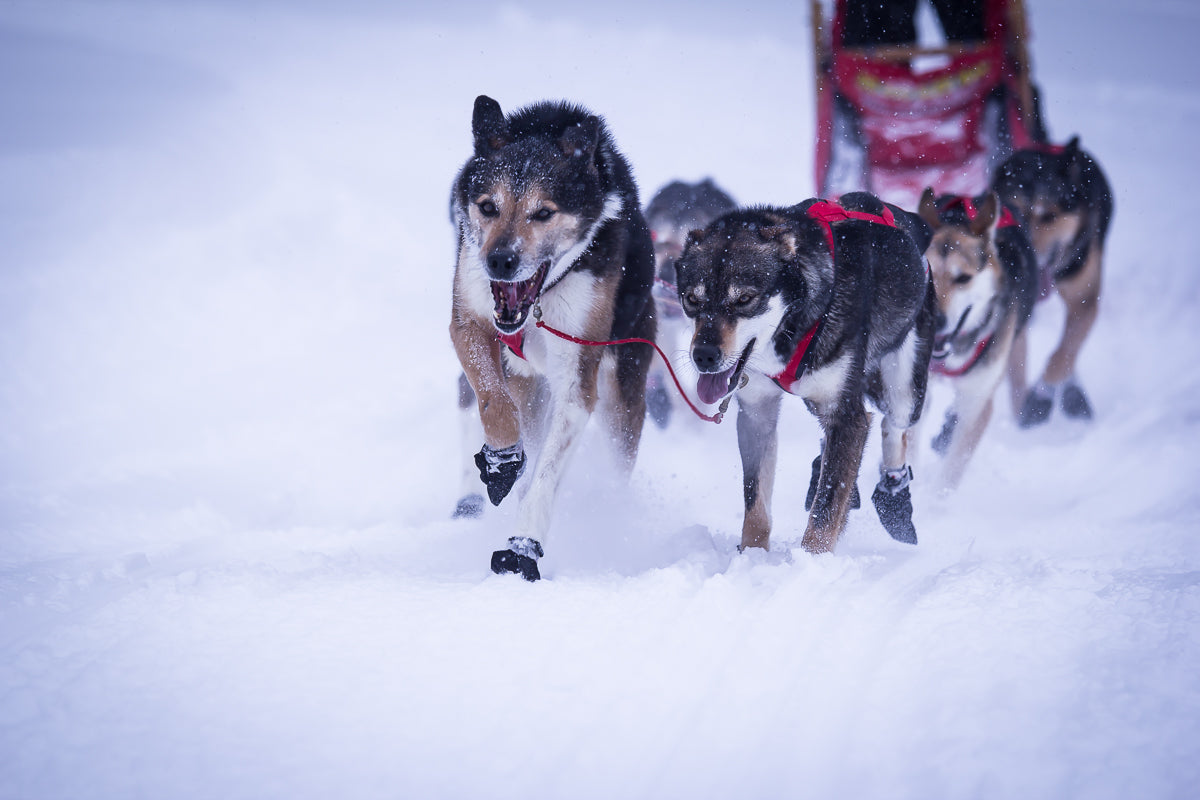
[497,330,526,360]
[931,333,993,377]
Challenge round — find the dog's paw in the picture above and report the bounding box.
[474,444,526,506]
[490,536,543,581]
[931,411,958,454]
[1017,384,1054,428]
[452,493,486,519]
[1060,381,1094,420]
[646,379,672,429]
[872,466,917,545]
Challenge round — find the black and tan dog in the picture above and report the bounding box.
[918,189,1038,488]
[642,178,737,427]
[674,192,935,552]
[992,136,1113,426]
[449,95,656,580]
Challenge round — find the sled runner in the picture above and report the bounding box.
[812,0,1045,207]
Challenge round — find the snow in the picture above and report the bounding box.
[1,1,1198,798]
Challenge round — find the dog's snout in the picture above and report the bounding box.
[692,343,723,373]
[933,309,948,331]
[487,249,519,279]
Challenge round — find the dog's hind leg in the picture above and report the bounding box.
[870,321,931,544]
[1045,247,1102,415]
[1021,247,1102,425]
[803,399,871,554]
[736,389,782,551]
[453,373,487,518]
[600,339,654,473]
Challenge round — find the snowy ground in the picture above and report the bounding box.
[1,1,1198,798]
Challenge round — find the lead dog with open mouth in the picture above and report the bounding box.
[673,192,935,552]
[449,95,656,580]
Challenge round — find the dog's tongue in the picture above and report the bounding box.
[696,366,736,405]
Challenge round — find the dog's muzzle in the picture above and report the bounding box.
[694,340,754,405]
[490,260,550,334]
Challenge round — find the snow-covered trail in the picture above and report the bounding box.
[1,1,1198,798]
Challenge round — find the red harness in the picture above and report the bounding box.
[767,200,900,394]
[938,195,1019,229]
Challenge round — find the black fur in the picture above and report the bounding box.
[992,137,1113,284]
[675,193,934,552]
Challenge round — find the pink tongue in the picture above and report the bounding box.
[696,367,735,405]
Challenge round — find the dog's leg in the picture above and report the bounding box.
[492,342,603,580]
[1044,247,1102,414]
[939,386,995,491]
[450,311,528,507]
[1007,326,1030,417]
[453,373,487,518]
[803,401,870,554]
[869,323,930,543]
[736,390,782,550]
[601,339,654,472]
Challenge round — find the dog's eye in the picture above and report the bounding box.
[682,291,701,310]
[735,292,757,307]
[532,207,556,222]
[953,273,972,285]
[478,200,498,217]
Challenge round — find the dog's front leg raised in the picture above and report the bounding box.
[803,399,870,554]
[736,388,782,550]
[450,308,524,506]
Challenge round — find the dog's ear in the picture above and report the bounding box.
[685,228,707,248]
[1063,135,1081,160]
[472,95,510,156]
[759,224,798,258]
[559,116,601,163]
[917,187,941,229]
[969,192,1001,238]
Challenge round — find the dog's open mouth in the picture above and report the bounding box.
[491,261,550,334]
[695,340,754,405]
[933,307,971,360]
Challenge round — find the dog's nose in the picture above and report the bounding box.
[487,249,519,279]
[692,343,723,372]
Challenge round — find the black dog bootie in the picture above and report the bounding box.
[474,443,526,506]
[1060,379,1094,420]
[491,536,543,582]
[872,465,917,545]
[1018,383,1054,428]
[931,411,958,454]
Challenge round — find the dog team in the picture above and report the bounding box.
[449,94,1112,581]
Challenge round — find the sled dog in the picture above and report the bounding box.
[673,193,935,553]
[991,136,1113,426]
[918,189,1038,488]
[643,178,737,427]
[449,95,656,581]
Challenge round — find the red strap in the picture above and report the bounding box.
[939,196,1018,229]
[769,319,822,394]
[805,200,897,253]
[931,335,992,377]
[533,320,726,424]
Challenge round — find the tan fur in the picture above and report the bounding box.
[919,187,1027,489]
